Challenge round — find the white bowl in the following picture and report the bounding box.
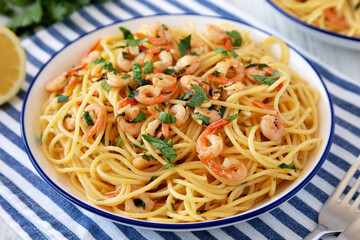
[21,14,334,231]
[267,0,360,50]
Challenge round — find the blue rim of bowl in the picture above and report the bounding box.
[20,13,334,231]
[266,0,360,42]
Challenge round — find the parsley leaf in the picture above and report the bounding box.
[158,112,177,124]
[102,62,120,73]
[101,82,111,91]
[246,63,269,69]
[230,49,238,58]
[211,70,221,77]
[226,114,238,121]
[142,133,177,162]
[92,57,106,64]
[178,35,191,57]
[119,26,134,39]
[186,84,209,107]
[164,163,176,168]
[162,68,186,76]
[133,198,146,209]
[355,3,360,10]
[218,106,226,118]
[278,163,296,170]
[144,61,154,74]
[56,94,68,103]
[251,69,279,86]
[130,110,146,123]
[137,79,151,88]
[142,153,157,161]
[177,91,193,101]
[83,111,94,126]
[126,86,138,100]
[40,132,43,145]
[226,30,242,47]
[132,63,142,82]
[149,176,158,182]
[115,138,122,147]
[122,51,134,60]
[122,73,131,79]
[123,38,148,47]
[193,112,210,125]
[214,48,229,56]
[162,24,168,31]
[171,203,176,211]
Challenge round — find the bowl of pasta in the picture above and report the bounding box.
[267,0,360,49]
[21,14,333,231]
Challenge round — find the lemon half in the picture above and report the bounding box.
[0,25,26,105]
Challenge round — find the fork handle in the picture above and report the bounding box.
[304,225,340,240]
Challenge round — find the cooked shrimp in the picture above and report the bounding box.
[147,73,177,90]
[45,74,68,92]
[135,85,178,105]
[194,107,221,124]
[124,192,155,213]
[63,113,75,131]
[324,8,349,28]
[84,104,106,140]
[116,106,142,136]
[245,64,275,83]
[106,72,131,88]
[158,50,173,67]
[147,107,170,139]
[223,82,245,95]
[205,157,247,181]
[80,50,100,65]
[170,104,190,127]
[203,24,228,45]
[147,23,173,46]
[191,39,210,55]
[252,100,285,141]
[179,75,203,92]
[196,118,231,160]
[132,155,160,170]
[116,98,138,110]
[174,55,200,76]
[208,59,245,84]
[65,75,80,92]
[117,47,145,72]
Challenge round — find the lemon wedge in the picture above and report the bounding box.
[0,25,26,105]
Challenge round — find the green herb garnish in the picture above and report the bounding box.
[158,112,177,124]
[101,82,111,91]
[122,51,134,60]
[251,69,279,86]
[83,111,94,126]
[226,30,242,47]
[115,138,122,147]
[193,112,210,125]
[178,34,191,56]
[171,203,175,211]
[142,133,177,162]
[226,114,238,121]
[199,210,207,214]
[63,113,71,122]
[149,176,158,182]
[130,110,146,123]
[92,57,106,64]
[133,198,146,209]
[122,73,131,79]
[162,24,168,31]
[211,70,221,77]
[40,132,43,145]
[126,86,138,100]
[278,163,296,170]
[137,79,151,88]
[246,63,269,69]
[123,38,148,47]
[214,48,229,56]
[186,84,209,107]
[177,91,194,101]
[56,94,68,103]
[119,26,134,39]
[132,63,142,82]
[164,163,176,168]
[230,49,238,58]
[142,153,156,161]
[144,61,154,74]
[102,62,120,73]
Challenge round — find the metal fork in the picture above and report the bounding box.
[304,155,360,240]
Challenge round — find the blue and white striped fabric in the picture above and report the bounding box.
[1,0,360,239]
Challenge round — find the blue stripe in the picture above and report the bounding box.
[270,208,308,238]
[304,182,329,204]
[63,18,86,36]
[0,103,20,123]
[141,0,167,13]
[114,0,141,17]
[0,173,79,239]
[17,89,26,100]
[169,0,196,13]
[25,49,44,69]
[317,168,340,188]
[288,196,318,222]
[46,27,70,45]
[156,231,181,240]
[335,116,360,138]
[113,223,146,240]
[248,218,285,240]
[0,147,112,240]
[29,34,56,56]
[333,135,360,157]
[93,3,119,21]
[220,225,251,240]
[78,8,103,28]
[0,195,47,239]
[25,73,34,83]
[310,60,360,94]
[327,152,351,173]
[192,230,218,240]
[0,123,22,148]
[332,95,360,118]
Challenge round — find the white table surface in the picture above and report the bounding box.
[0,0,359,239]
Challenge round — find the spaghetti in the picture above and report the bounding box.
[271,0,360,38]
[40,22,322,222]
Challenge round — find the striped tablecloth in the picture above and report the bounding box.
[1,0,360,239]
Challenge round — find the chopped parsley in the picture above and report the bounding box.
[355,3,360,10]
[92,57,106,64]
[119,26,134,39]
[122,73,131,79]
[56,94,68,103]
[115,138,122,147]
[218,106,226,118]
[158,112,177,124]
[177,91,194,101]
[164,163,176,168]
[230,49,238,58]
[133,143,142,149]
[142,153,157,161]
[251,69,279,86]
[40,132,43,145]
[171,202,175,211]
[83,111,94,126]
[211,70,221,77]
[246,63,269,69]
[226,114,238,121]
[226,30,242,47]
[101,82,111,91]
[129,110,146,123]
[162,24,168,31]
[133,198,146,209]
[278,163,296,170]
[122,51,134,60]
[123,38,148,47]
[149,176,158,182]
[186,84,209,107]
[214,48,229,56]
[144,61,154,74]
[162,68,186,76]
[136,79,151,88]
[199,210,207,214]
[63,113,71,122]
[193,112,210,125]
[132,63,142,82]
[142,133,177,162]
[126,85,138,100]
[178,34,191,56]
[102,62,120,73]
